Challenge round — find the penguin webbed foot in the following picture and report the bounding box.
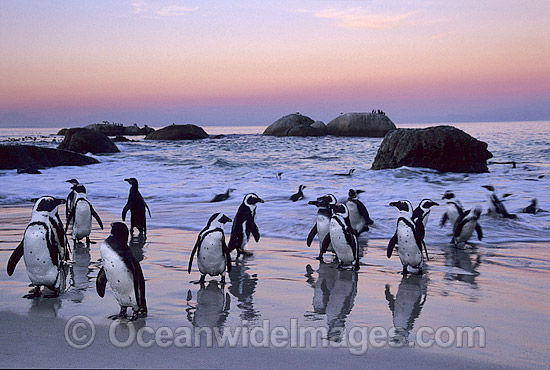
[23,286,41,299]
[401,265,408,275]
[42,286,60,298]
[315,254,324,261]
[109,307,128,320]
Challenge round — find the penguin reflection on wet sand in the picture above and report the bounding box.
[122,178,152,236]
[482,185,517,219]
[307,194,338,260]
[7,197,69,298]
[228,193,264,258]
[387,200,424,275]
[290,185,306,202]
[188,213,232,284]
[186,282,230,328]
[96,222,147,320]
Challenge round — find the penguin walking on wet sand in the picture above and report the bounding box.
[320,203,360,270]
[412,199,439,261]
[440,191,464,231]
[452,206,483,246]
[307,194,338,260]
[188,213,232,284]
[96,222,147,320]
[65,184,103,246]
[482,185,517,219]
[228,193,264,258]
[7,197,69,298]
[387,200,424,275]
[65,179,80,226]
[290,185,306,202]
[122,178,152,235]
[346,189,374,235]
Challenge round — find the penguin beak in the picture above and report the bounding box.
[430,201,439,207]
[308,200,318,206]
[389,201,399,208]
[257,197,264,203]
[220,215,232,224]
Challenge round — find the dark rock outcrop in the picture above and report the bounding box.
[145,124,208,140]
[58,124,154,136]
[0,144,99,170]
[326,112,396,137]
[57,128,119,154]
[371,125,493,173]
[263,114,326,137]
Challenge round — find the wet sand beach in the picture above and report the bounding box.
[0,204,548,369]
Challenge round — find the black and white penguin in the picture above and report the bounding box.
[440,191,464,230]
[452,206,483,246]
[228,193,264,258]
[33,195,69,261]
[334,169,355,177]
[65,179,80,226]
[387,200,424,275]
[412,199,439,260]
[211,188,235,203]
[122,178,152,235]
[321,203,360,270]
[96,222,147,320]
[7,197,68,298]
[346,189,374,235]
[482,185,517,219]
[290,185,306,202]
[65,184,103,246]
[188,213,233,284]
[307,194,338,260]
[522,199,547,214]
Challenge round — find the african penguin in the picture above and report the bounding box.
[482,185,517,219]
[188,213,232,284]
[346,189,374,235]
[412,199,438,261]
[7,197,68,298]
[96,222,147,320]
[307,194,337,260]
[290,185,306,202]
[228,193,264,258]
[387,200,424,275]
[440,191,464,231]
[522,199,547,214]
[122,178,152,235]
[211,188,235,203]
[65,179,80,226]
[452,206,483,246]
[321,203,360,270]
[65,184,103,246]
[334,169,355,177]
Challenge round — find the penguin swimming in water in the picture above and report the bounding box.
[188,213,232,283]
[7,197,68,298]
[412,199,439,261]
[346,189,374,235]
[96,222,147,320]
[122,178,152,235]
[522,199,547,214]
[452,206,483,246]
[482,185,517,219]
[290,185,306,202]
[211,188,235,203]
[307,194,338,260]
[321,203,360,270]
[65,179,80,226]
[228,193,264,258]
[334,169,355,177]
[387,200,424,275]
[65,184,103,246]
[440,191,464,231]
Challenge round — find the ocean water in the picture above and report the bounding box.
[1,121,548,245]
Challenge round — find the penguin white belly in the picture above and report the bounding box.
[23,225,59,286]
[446,206,459,227]
[397,225,422,267]
[317,216,332,252]
[456,220,476,243]
[101,243,137,309]
[329,220,354,264]
[240,221,250,249]
[346,202,364,233]
[73,202,92,240]
[197,232,226,276]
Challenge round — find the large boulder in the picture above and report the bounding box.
[263,114,326,137]
[57,128,119,154]
[0,144,99,171]
[145,124,208,140]
[371,125,493,173]
[326,112,396,137]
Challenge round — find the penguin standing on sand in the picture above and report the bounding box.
[412,199,439,260]
[122,178,151,235]
[188,213,233,284]
[228,193,264,258]
[307,194,338,260]
[321,203,360,270]
[65,184,103,246]
[452,206,483,246]
[7,197,68,298]
[387,200,424,275]
[290,185,306,202]
[440,191,464,231]
[96,222,147,320]
[65,179,80,226]
[482,185,517,219]
[33,195,69,261]
[346,189,374,235]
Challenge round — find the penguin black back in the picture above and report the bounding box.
[122,178,151,235]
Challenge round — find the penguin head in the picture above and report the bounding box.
[390,200,413,215]
[244,193,264,206]
[206,213,232,229]
[531,198,538,206]
[330,203,349,218]
[73,184,87,194]
[442,191,455,200]
[34,196,65,213]
[482,185,495,192]
[420,199,439,210]
[349,169,355,175]
[347,189,365,201]
[125,178,139,188]
[66,179,79,186]
[109,222,129,245]
[472,206,482,219]
[325,194,338,205]
[298,185,306,192]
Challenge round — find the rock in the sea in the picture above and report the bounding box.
[145,124,208,140]
[263,114,326,137]
[57,128,119,154]
[326,112,396,137]
[0,144,99,170]
[371,125,493,173]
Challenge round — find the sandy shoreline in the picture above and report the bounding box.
[1,204,548,369]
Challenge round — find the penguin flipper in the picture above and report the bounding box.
[320,234,331,255]
[144,201,152,218]
[96,267,107,297]
[188,236,201,274]
[89,203,104,230]
[133,259,147,313]
[387,233,397,258]
[357,201,373,225]
[475,224,483,241]
[65,207,76,232]
[247,221,261,243]
[222,237,232,273]
[122,202,130,222]
[7,241,24,276]
[306,225,317,247]
[440,212,448,227]
[414,217,426,241]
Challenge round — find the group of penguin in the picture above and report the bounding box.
[5,175,540,321]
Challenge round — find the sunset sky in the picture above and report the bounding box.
[1,0,549,127]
